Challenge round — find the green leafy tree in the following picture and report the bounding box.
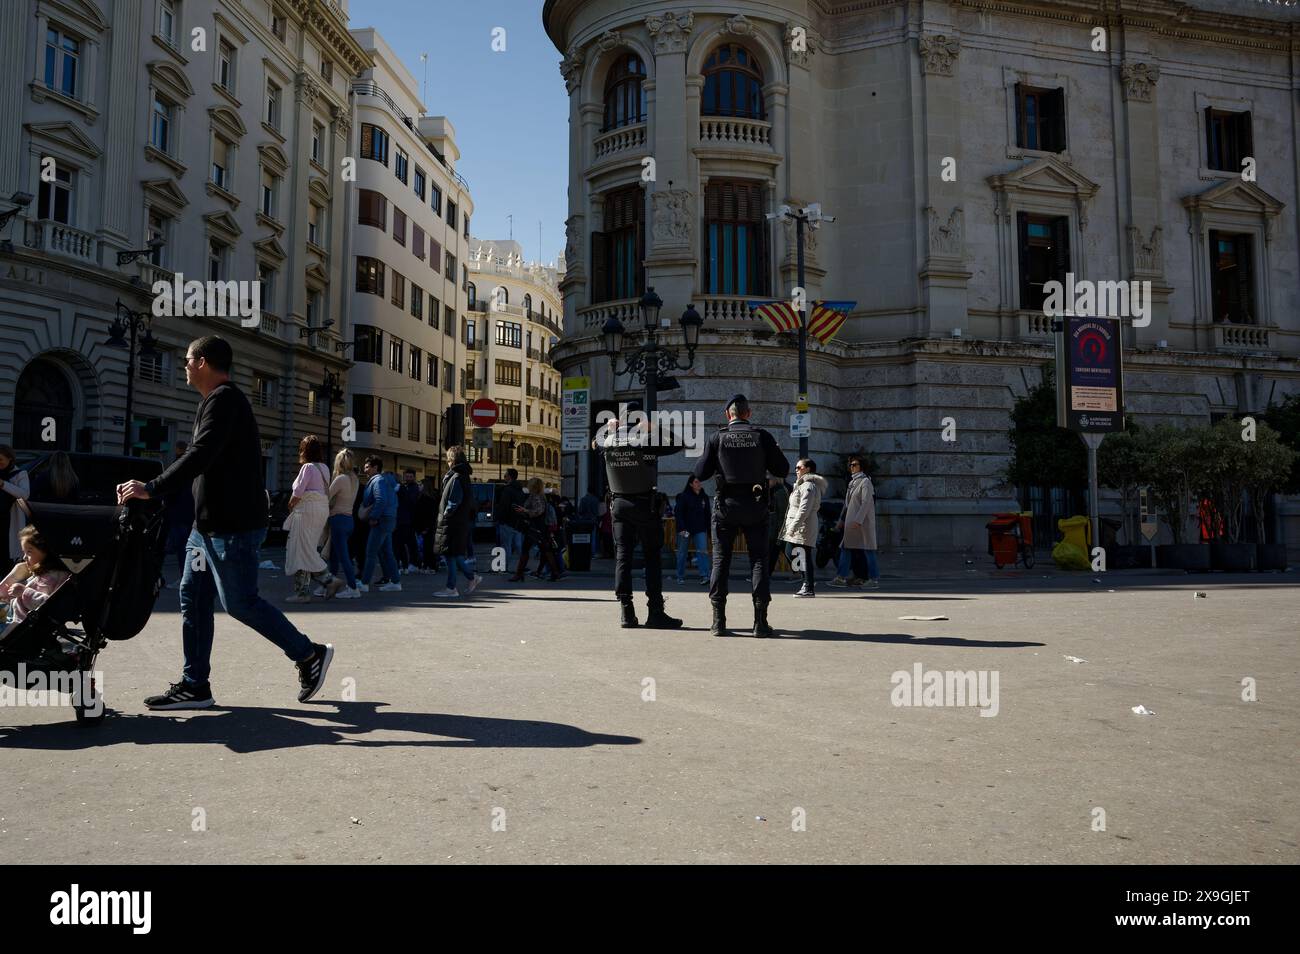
[1261,393,1300,494]
[1005,366,1086,494]
[1138,425,1208,545]
[1098,422,1143,543]
[1242,422,1297,543]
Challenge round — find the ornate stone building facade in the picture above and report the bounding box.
[543,0,1300,550]
[466,238,565,488]
[0,0,366,490]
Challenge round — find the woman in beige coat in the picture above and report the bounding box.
[834,453,879,586]
[779,459,828,597]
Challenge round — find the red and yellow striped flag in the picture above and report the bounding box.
[808,300,856,344]
[747,300,799,334]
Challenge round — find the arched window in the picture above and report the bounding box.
[467,282,477,306]
[603,53,647,131]
[702,44,765,120]
[523,293,532,315]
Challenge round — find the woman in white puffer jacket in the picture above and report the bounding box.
[779,458,828,597]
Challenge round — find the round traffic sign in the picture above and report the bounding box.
[469,398,498,428]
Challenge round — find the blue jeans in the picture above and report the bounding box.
[179,528,314,685]
[497,525,523,568]
[837,546,878,580]
[676,531,709,580]
[361,515,399,585]
[327,514,357,588]
[446,555,476,588]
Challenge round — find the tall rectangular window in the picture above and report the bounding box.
[447,199,458,229]
[413,167,426,201]
[44,27,81,98]
[498,400,521,426]
[218,40,235,90]
[429,238,442,273]
[361,123,389,165]
[393,206,407,246]
[410,282,424,319]
[388,401,402,438]
[320,58,333,82]
[427,359,438,387]
[151,95,174,153]
[445,307,454,337]
[431,184,442,215]
[391,271,406,309]
[443,360,454,392]
[408,406,420,442]
[147,209,169,266]
[1206,109,1253,173]
[266,80,281,130]
[308,203,321,246]
[701,181,766,297]
[311,121,323,163]
[258,263,277,315]
[211,136,231,189]
[271,9,287,41]
[1015,84,1067,153]
[36,164,74,224]
[409,346,422,381]
[389,337,404,373]
[260,168,278,219]
[412,225,425,261]
[208,239,227,282]
[446,251,456,276]
[495,321,522,348]
[1017,212,1070,311]
[428,295,440,329]
[425,412,438,445]
[1208,230,1255,324]
[395,147,409,185]
[158,0,177,45]
[352,394,378,432]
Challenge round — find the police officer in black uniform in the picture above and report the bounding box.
[693,395,790,637]
[594,417,684,630]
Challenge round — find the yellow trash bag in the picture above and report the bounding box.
[1057,515,1091,551]
[1052,540,1090,570]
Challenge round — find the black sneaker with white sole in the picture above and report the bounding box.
[144,680,215,710]
[296,642,334,703]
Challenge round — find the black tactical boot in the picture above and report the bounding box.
[751,602,775,638]
[644,598,683,630]
[619,600,639,629]
[710,603,731,637]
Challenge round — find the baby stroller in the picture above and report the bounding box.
[0,498,166,724]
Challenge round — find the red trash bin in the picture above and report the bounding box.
[986,512,1035,569]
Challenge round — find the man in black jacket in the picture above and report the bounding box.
[117,335,333,709]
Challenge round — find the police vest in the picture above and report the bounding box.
[604,444,656,495]
[716,425,767,486]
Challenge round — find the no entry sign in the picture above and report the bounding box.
[469,398,498,428]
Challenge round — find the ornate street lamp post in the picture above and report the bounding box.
[108,300,161,456]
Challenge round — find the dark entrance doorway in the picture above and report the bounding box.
[13,357,76,450]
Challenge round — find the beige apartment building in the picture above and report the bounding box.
[0,0,366,491]
[346,26,474,481]
[466,238,565,488]
[542,0,1300,550]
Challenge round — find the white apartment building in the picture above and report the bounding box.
[0,0,366,490]
[347,26,474,480]
[466,238,565,487]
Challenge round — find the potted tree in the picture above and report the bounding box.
[1144,425,1211,571]
[1099,425,1148,568]
[1243,422,1296,571]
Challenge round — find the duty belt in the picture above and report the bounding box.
[719,482,764,497]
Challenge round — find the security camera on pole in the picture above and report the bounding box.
[767,203,835,459]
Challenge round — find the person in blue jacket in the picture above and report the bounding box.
[674,476,711,584]
[358,456,402,592]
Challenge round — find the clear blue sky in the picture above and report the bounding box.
[352,1,569,264]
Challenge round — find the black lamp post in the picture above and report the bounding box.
[322,368,345,466]
[497,431,516,481]
[602,288,704,487]
[108,300,160,456]
[116,237,166,267]
[602,287,703,420]
[0,191,34,251]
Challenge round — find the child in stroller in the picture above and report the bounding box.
[0,497,166,724]
[0,525,72,634]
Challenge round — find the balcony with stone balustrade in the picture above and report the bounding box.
[25,219,98,265]
[592,122,648,164]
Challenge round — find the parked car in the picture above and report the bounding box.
[15,451,162,507]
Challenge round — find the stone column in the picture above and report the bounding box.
[98,0,143,251]
[0,11,30,199]
[916,29,969,339]
[1118,54,1170,348]
[288,74,321,324]
[643,11,696,309]
[558,44,586,327]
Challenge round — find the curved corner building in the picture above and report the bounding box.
[541,0,1300,551]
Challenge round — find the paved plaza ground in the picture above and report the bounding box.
[2,554,1296,864]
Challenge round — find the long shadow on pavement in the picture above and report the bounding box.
[781,630,1045,648]
[0,700,641,754]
